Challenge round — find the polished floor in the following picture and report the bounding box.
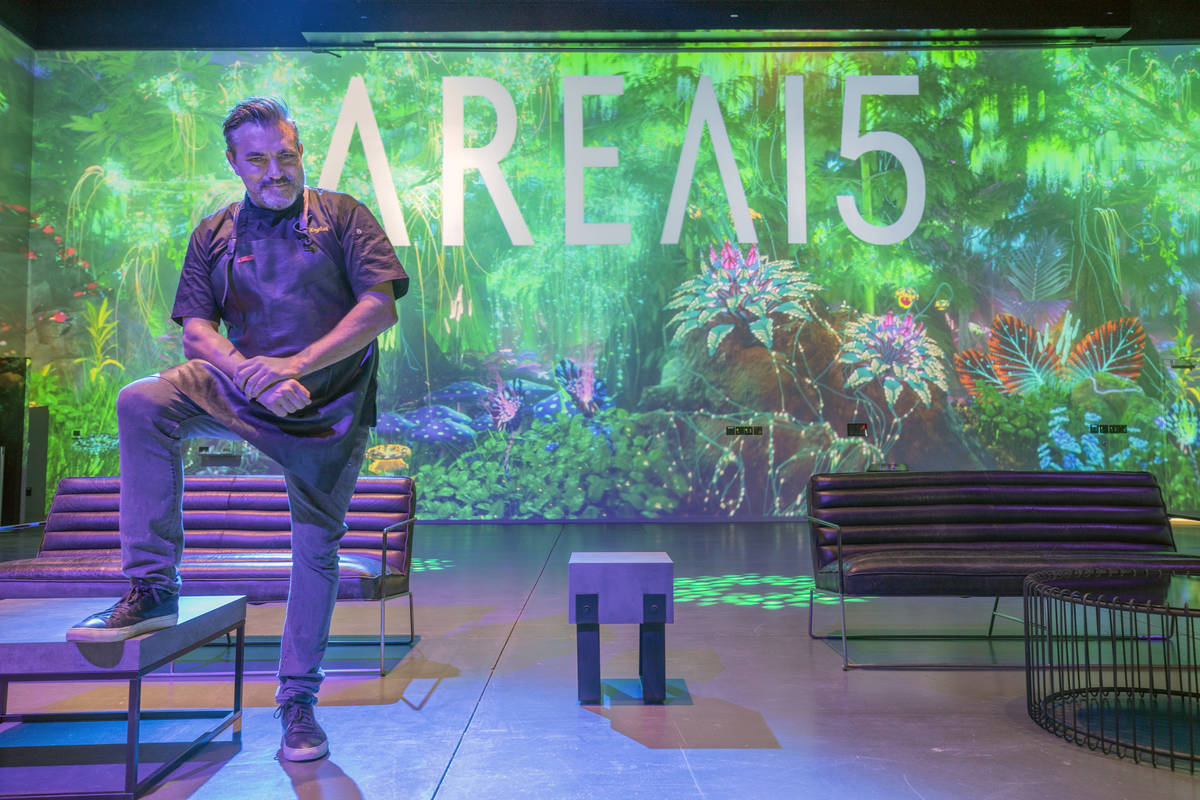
[3,521,1200,799]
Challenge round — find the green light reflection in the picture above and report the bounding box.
[673,573,872,609]
[411,557,455,572]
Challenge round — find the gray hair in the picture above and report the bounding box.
[222,96,300,151]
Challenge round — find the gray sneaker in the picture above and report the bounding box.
[67,584,179,642]
[276,696,328,761]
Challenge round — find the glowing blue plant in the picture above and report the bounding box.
[70,432,119,455]
[1039,407,1153,470]
[1155,400,1200,449]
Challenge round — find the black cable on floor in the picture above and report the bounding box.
[430,522,566,798]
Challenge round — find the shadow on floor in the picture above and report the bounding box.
[279,754,365,800]
[587,680,781,749]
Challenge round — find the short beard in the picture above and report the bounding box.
[256,181,300,211]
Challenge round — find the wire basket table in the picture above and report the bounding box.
[1025,567,1200,771]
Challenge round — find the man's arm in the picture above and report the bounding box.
[181,317,247,378]
[234,281,398,400]
[181,317,313,416]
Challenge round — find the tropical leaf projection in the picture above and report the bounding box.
[1007,233,1070,302]
[955,314,1146,397]
[953,348,1005,397]
[666,242,818,355]
[1063,317,1146,384]
[988,314,1063,394]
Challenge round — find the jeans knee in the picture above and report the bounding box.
[294,552,340,580]
[117,377,170,425]
[293,532,343,574]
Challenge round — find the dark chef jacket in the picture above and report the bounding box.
[165,187,409,492]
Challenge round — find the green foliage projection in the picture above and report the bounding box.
[413,410,689,520]
[959,385,1065,469]
[16,43,1200,517]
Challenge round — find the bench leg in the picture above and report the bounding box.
[987,596,1001,637]
[807,587,851,669]
[987,596,1025,635]
[839,589,849,670]
[379,592,417,675]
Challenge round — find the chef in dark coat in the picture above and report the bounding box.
[67,97,409,762]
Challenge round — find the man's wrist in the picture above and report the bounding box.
[289,351,314,378]
[221,353,248,382]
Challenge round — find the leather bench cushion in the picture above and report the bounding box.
[807,471,1176,574]
[39,475,416,574]
[0,550,407,601]
[816,549,1200,596]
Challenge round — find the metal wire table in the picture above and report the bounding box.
[1025,567,1200,771]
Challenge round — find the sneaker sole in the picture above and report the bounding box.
[66,614,179,642]
[281,739,329,762]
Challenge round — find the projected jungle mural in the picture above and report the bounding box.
[15,45,1200,519]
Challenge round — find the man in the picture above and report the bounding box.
[66,97,408,762]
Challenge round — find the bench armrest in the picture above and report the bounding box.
[380,518,415,575]
[806,516,846,593]
[0,521,44,534]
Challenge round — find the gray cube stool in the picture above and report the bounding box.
[568,552,673,704]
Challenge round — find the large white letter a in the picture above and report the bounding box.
[661,76,756,245]
[318,76,410,246]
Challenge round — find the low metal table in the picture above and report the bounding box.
[1025,568,1200,771]
[0,595,246,799]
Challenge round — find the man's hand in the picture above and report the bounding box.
[234,355,303,399]
[255,378,312,417]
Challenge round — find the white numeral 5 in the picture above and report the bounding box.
[836,75,926,245]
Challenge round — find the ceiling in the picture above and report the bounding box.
[0,0,1197,51]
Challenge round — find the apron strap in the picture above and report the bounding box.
[220,190,312,308]
[293,187,316,252]
[220,201,242,309]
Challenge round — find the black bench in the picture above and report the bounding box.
[805,470,1200,668]
[0,474,416,674]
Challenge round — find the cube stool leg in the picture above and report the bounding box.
[640,593,667,703]
[575,593,601,704]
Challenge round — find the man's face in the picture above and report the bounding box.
[225,121,305,211]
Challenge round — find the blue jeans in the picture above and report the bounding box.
[116,374,369,702]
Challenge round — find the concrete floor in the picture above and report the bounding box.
[3,521,1200,799]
